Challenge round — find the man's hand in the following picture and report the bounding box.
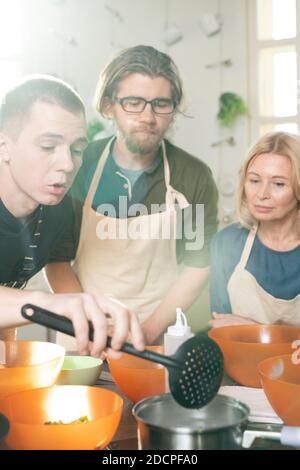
[209,312,257,329]
[35,291,145,357]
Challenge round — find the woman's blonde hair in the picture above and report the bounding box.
[237,131,300,231]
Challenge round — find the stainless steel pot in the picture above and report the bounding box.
[132,394,249,450]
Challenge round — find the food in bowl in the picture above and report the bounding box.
[1,385,123,449]
[44,415,90,425]
[208,325,300,387]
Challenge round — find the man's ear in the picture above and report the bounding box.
[0,132,11,163]
[102,97,114,120]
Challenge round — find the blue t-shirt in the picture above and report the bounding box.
[210,222,300,313]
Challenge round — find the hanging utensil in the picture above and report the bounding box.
[205,59,232,69]
[21,304,224,409]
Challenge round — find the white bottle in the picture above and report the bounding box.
[164,308,194,391]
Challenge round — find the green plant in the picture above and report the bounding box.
[217,92,247,128]
[87,118,105,141]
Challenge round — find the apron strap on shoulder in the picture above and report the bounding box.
[240,225,258,268]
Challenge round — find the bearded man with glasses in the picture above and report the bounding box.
[46,45,218,347]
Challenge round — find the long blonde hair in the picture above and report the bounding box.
[237,131,300,231]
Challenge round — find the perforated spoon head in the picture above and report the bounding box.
[169,335,224,409]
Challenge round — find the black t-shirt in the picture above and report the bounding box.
[0,196,73,285]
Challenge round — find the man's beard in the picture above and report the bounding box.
[121,128,164,155]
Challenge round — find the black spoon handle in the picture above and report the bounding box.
[21,304,181,370]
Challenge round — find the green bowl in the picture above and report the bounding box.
[56,356,103,386]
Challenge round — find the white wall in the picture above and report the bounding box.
[14,0,251,333]
[19,0,250,220]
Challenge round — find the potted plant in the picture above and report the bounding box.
[87,118,105,141]
[217,92,247,128]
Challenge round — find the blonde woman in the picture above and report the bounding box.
[210,131,300,328]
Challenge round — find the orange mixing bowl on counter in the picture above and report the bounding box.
[259,354,300,425]
[1,385,123,450]
[208,325,300,387]
[0,340,65,401]
[107,346,166,403]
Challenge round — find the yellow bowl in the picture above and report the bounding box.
[1,385,123,450]
[56,356,103,385]
[0,341,65,401]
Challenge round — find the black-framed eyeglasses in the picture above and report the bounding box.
[114,96,176,115]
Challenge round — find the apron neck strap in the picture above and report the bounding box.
[85,137,114,207]
[240,224,258,268]
[163,141,189,210]
[85,137,189,210]
[162,140,171,187]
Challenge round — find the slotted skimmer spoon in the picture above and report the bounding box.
[21,304,224,409]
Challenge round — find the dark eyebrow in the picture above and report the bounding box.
[36,133,64,141]
[36,133,88,147]
[72,137,88,147]
[121,96,172,100]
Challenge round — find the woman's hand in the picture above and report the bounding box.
[209,312,257,328]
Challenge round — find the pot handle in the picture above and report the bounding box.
[243,426,300,449]
[281,426,300,448]
[242,429,281,448]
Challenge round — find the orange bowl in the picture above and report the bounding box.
[107,346,166,403]
[259,354,300,425]
[1,385,123,449]
[208,325,300,387]
[0,341,65,401]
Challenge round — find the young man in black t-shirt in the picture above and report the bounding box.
[0,75,144,355]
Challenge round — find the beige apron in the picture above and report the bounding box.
[228,226,300,325]
[57,139,189,349]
